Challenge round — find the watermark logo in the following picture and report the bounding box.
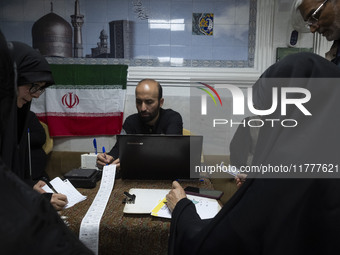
[197,82,223,115]
[197,83,312,128]
[198,83,311,116]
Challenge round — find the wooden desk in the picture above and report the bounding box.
[61,178,213,255]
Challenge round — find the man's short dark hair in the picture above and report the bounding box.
[157,82,163,100]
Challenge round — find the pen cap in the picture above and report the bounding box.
[93,138,97,154]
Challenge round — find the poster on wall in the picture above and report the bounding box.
[0,0,256,67]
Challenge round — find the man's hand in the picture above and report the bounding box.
[50,193,68,211]
[235,173,247,188]
[112,158,120,170]
[96,153,114,169]
[33,180,47,194]
[166,181,187,212]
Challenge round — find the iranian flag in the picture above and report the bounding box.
[31,64,128,137]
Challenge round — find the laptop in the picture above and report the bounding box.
[118,135,203,180]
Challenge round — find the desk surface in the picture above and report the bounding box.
[61,178,213,255]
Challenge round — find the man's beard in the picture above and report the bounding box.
[138,104,160,124]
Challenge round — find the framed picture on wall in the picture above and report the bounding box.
[1,0,257,68]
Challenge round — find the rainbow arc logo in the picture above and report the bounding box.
[197,82,222,106]
[197,82,222,115]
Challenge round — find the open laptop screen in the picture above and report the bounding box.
[118,135,203,180]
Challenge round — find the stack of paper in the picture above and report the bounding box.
[42,177,87,209]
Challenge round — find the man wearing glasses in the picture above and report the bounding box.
[296,0,340,64]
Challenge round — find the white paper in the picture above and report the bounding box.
[123,189,170,214]
[151,194,221,220]
[79,165,116,255]
[42,177,87,209]
[188,195,221,220]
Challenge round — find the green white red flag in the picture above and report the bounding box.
[31,64,128,137]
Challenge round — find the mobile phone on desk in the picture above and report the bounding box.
[184,186,224,200]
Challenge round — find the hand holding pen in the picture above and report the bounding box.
[34,178,68,211]
[96,146,114,169]
[41,177,68,211]
[50,193,68,211]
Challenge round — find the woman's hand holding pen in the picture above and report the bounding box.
[33,180,68,211]
[50,193,68,211]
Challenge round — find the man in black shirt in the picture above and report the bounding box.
[96,79,183,169]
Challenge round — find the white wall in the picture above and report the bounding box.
[273,0,312,52]
[52,0,325,155]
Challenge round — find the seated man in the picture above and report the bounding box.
[96,78,183,169]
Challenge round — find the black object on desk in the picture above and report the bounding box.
[64,168,101,188]
[122,191,136,204]
[118,135,203,180]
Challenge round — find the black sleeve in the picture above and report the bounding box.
[0,161,94,255]
[42,192,52,202]
[229,118,252,168]
[121,115,137,134]
[27,111,46,148]
[108,117,135,159]
[168,198,208,255]
[108,143,119,159]
[168,197,247,255]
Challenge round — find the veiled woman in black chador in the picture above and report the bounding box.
[0,40,69,211]
[1,41,54,181]
[0,30,93,254]
[167,52,340,255]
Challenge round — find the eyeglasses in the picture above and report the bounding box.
[306,0,329,28]
[29,83,46,95]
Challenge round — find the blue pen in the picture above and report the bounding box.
[102,146,108,165]
[93,138,97,154]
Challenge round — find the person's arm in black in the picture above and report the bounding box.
[0,161,93,254]
[168,198,206,255]
[108,116,135,158]
[27,111,46,148]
